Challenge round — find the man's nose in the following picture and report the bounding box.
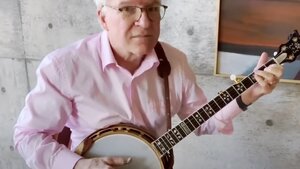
[135,10,151,28]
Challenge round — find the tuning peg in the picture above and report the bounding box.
[288,33,293,40]
[288,30,299,40]
[230,74,241,84]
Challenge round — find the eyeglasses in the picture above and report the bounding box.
[104,4,168,22]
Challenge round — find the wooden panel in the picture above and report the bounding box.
[219,0,300,48]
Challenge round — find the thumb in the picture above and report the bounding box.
[102,157,132,166]
[255,52,269,70]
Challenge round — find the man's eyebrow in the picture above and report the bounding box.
[117,1,161,6]
[117,1,132,6]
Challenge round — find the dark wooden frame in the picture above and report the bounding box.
[214,0,300,83]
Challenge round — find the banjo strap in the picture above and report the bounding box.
[154,42,174,169]
[154,42,171,129]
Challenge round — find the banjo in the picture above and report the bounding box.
[75,30,300,169]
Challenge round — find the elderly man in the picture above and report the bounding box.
[14,0,283,169]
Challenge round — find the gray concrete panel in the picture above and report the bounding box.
[160,0,218,75]
[20,0,100,60]
[0,0,24,59]
[0,58,29,169]
[25,59,40,90]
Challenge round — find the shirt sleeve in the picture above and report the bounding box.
[198,99,242,135]
[13,54,82,169]
[175,53,243,136]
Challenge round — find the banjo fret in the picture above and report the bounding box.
[224,90,234,101]
[242,74,257,88]
[201,105,214,120]
[219,91,233,104]
[227,86,241,100]
[171,128,183,141]
[194,111,205,124]
[174,125,187,138]
[179,122,192,135]
[248,73,256,84]
[165,132,176,146]
[186,116,197,129]
[215,95,227,108]
[212,99,221,109]
[154,128,183,154]
[160,136,172,150]
[168,129,180,143]
[188,114,201,128]
[208,100,221,113]
[153,140,167,154]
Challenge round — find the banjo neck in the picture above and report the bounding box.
[152,68,259,156]
[152,29,300,156]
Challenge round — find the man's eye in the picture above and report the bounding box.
[120,6,136,12]
[147,6,159,12]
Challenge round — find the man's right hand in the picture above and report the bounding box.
[74,157,131,169]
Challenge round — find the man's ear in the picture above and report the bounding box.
[97,9,109,31]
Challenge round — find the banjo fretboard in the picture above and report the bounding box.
[152,60,275,156]
[152,29,300,156]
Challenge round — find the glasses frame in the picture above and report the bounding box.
[103,4,168,21]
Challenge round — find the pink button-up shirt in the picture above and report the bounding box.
[14,31,242,169]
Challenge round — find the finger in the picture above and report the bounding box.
[255,52,269,70]
[264,64,284,79]
[102,157,132,166]
[87,158,114,169]
[255,70,278,85]
[254,73,269,87]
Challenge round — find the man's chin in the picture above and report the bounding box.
[132,43,156,55]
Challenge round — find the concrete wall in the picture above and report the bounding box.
[0,0,299,169]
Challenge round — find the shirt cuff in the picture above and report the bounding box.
[52,147,82,169]
[215,99,242,121]
[213,99,243,134]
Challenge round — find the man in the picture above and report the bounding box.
[13,0,283,169]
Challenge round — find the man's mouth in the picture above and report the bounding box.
[131,35,152,38]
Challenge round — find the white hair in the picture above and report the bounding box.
[93,0,105,7]
[93,0,164,7]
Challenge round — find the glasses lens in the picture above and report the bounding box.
[118,5,167,21]
[120,6,138,17]
[147,6,166,21]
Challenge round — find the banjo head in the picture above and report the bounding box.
[75,125,166,169]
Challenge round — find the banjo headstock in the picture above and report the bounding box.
[274,30,300,64]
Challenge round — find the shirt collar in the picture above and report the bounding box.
[100,31,117,70]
